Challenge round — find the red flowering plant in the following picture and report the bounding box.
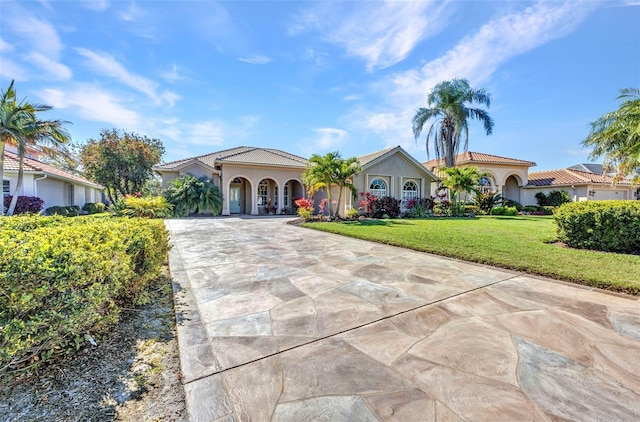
[294,197,314,220]
[358,192,376,217]
[318,198,328,218]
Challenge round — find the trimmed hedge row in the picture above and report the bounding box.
[0,216,169,372]
[554,200,640,254]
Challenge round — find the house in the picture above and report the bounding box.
[424,151,637,205]
[424,151,536,203]
[2,149,103,210]
[153,145,439,216]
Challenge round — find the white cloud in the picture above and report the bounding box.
[24,52,72,80]
[349,1,597,153]
[39,85,141,127]
[0,59,28,81]
[161,64,183,82]
[290,1,452,71]
[161,91,181,107]
[238,55,272,65]
[75,48,165,104]
[80,0,109,12]
[311,128,348,150]
[184,121,226,146]
[0,38,13,52]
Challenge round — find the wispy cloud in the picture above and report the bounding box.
[161,64,183,82]
[7,15,71,80]
[39,85,141,127]
[311,128,349,150]
[79,0,109,12]
[349,1,597,152]
[0,38,13,52]
[290,1,453,71]
[75,48,170,104]
[238,55,272,65]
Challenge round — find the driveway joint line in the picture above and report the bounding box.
[181,272,523,386]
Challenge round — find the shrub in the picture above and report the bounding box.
[82,202,106,214]
[111,196,173,218]
[406,199,434,218]
[491,206,518,216]
[554,200,640,254]
[45,205,81,217]
[164,174,222,216]
[345,207,359,219]
[474,190,502,214]
[295,197,314,220]
[0,216,169,372]
[535,190,572,207]
[542,206,555,215]
[502,199,523,211]
[3,196,44,215]
[522,205,540,213]
[372,196,401,218]
[463,205,481,215]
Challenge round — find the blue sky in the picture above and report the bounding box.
[1,1,639,171]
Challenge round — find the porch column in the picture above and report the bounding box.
[277,181,284,214]
[221,176,230,215]
[251,181,259,215]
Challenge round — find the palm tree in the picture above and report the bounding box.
[582,88,640,181]
[7,117,70,216]
[439,166,486,216]
[302,152,341,218]
[164,174,222,217]
[413,78,494,167]
[332,156,361,218]
[1,80,49,215]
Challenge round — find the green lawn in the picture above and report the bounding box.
[303,216,640,296]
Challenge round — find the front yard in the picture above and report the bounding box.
[303,216,640,295]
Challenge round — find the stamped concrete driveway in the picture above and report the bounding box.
[165,217,640,422]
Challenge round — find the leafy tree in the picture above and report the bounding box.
[7,116,70,216]
[164,174,222,217]
[439,166,486,216]
[80,129,164,203]
[413,78,494,167]
[0,80,50,215]
[332,156,361,218]
[582,88,640,181]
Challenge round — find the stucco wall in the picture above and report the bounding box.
[353,154,433,201]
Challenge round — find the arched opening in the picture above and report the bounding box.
[229,177,252,214]
[283,179,305,215]
[369,178,387,198]
[503,175,520,203]
[401,180,419,210]
[257,178,279,215]
[477,176,493,194]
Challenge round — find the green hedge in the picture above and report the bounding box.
[0,216,169,372]
[554,200,640,254]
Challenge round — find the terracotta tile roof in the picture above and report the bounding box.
[3,151,103,188]
[526,168,632,187]
[154,146,308,170]
[424,151,536,168]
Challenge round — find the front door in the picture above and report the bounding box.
[230,187,241,213]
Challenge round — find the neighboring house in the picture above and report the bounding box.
[524,166,636,203]
[2,150,103,210]
[424,151,637,205]
[424,151,536,203]
[153,145,439,216]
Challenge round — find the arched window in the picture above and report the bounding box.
[402,180,419,209]
[477,176,493,194]
[257,180,268,206]
[369,178,387,197]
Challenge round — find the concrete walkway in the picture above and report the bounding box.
[165,217,640,422]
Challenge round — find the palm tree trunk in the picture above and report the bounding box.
[335,185,343,218]
[7,153,24,216]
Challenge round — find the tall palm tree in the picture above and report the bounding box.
[302,151,341,217]
[332,156,361,218]
[582,88,640,181]
[413,78,494,168]
[1,80,48,215]
[7,117,70,216]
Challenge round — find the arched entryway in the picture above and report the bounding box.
[503,175,521,203]
[257,178,279,215]
[282,179,305,214]
[228,177,252,214]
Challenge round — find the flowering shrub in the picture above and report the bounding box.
[345,207,359,219]
[294,197,314,220]
[372,196,401,218]
[318,198,328,217]
[358,192,376,217]
[3,196,44,215]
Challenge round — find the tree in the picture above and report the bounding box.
[80,129,164,203]
[302,152,341,218]
[164,174,222,217]
[0,80,50,215]
[7,116,70,216]
[413,78,494,167]
[439,166,486,216]
[582,88,640,181]
[332,157,361,218]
